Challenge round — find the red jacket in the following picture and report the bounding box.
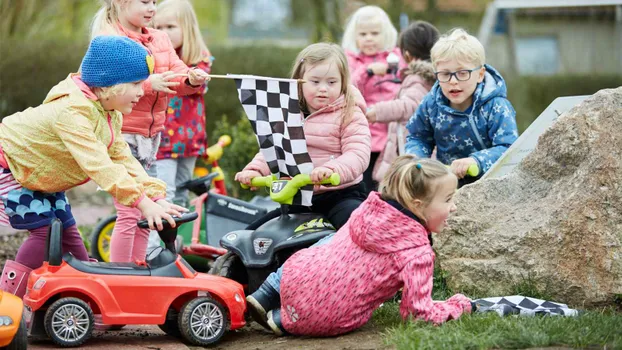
[156,51,213,159]
[279,192,472,336]
[118,26,201,137]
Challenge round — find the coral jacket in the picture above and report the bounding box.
[0,75,166,207]
[243,87,371,193]
[116,26,201,137]
[279,192,472,336]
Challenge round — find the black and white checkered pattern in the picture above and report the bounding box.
[473,295,579,317]
[234,75,314,206]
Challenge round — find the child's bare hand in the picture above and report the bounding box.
[188,68,210,86]
[156,199,188,217]
[137,197,175,230]
[368,62,388,76]
[149,71,181,94]
[310,167,333,183]
[366,108,377,123]
[450,157,478,179]
[235,170,262,190]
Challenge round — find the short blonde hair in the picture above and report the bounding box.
[291,43,355,124]
[341,5,397,54]
[92,82,133,101]
[156,0,209,66]
[431,28,485,69]
[91,0,130,38]
[379,155,453,214]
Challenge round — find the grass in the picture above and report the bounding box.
[372,267,622,349]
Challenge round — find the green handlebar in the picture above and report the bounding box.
[466,164,480,177]
[241,173,341,205]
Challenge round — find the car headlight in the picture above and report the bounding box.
[0,316,13,326]
[234,293,243,303]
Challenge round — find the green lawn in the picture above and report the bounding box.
[372,269,622,349]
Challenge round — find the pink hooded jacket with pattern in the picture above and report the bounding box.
[243,86,371,193]
[346,48,405,152]
[279,191,472,336]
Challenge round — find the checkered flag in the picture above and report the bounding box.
[233,75,314,206]
[473,296,579,317]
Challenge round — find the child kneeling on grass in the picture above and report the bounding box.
[0,36,184,298]
[247,155,472,337]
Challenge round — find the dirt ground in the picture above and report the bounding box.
[27,323,391,350]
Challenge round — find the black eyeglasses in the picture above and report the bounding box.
[434,66,482,83]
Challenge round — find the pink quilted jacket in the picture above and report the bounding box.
[116,26,200,137]
[243,86,370,193]
[279,192,472,336]
[346,48,405,152]
[371,60,435,182]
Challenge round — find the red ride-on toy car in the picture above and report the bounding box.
[23,214,246,347]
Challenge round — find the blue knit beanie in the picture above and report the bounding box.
[81,36,154,88]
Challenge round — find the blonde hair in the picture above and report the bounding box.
[156,0,209,66]
[91,0,129,38]
[379,155,453,214]
[92,82,134,100]
[431,28,485,69]
[291,43,355,124]
[341,5,398,54]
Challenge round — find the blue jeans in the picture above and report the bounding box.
[265,232,335,293]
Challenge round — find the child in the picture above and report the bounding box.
[405,28,518,186]
[0,36,184,298]
[341,5,405,192]
[247,155,472,336]
[235,43,371,231]
[154,0,214,205]
[366,20,439,183]
[91,0,210,262]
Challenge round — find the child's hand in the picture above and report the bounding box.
[188,68,210,86]
[149,71,181,94]
[310,166,333,183]
[235,170,262,190]
[450,157,478,179]
[137,197,175,231]
[368,62,388,76]
[366,108,377,123]
[155,199,188,217]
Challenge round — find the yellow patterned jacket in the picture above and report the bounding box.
[0,74,166,207]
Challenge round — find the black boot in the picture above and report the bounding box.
[267,308,288,336]
[246,282,280,331]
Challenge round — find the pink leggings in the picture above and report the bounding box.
[109,199,150,262]
[15,224,89,270]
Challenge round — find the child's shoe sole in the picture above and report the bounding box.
[267,310,284,336]
[246,295,271,331]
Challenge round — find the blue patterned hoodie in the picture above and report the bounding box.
[404,64,518,174]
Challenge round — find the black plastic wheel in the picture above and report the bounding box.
[44,297,94,347]
[90,215,117,262]
[209,252,248,289]
[158,308,181,337]
[178,297,228,346]
[6,314,27,350]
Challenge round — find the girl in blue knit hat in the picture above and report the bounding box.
[91,0,210,263]
[0,36,185,299]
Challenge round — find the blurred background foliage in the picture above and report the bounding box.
[1,0,620,199]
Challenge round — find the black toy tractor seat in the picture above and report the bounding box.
[178,173,219,196]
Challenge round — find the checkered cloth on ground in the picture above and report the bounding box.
[473,295,579,317]
[234,75,314,206]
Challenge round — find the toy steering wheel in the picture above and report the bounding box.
[137,211,198,230]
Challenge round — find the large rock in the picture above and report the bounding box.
[435,87,622,307]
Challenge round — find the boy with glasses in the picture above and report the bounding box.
[405,28,518,185]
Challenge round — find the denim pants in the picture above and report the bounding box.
[265,232,335,293]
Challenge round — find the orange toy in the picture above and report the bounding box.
[0,290,27,350]
[23,214,246,347]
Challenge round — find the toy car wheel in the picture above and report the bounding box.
[90,215,116,262]
[44,297,94,347]
[6,314,27,350]
[178,297,229,346]
[209,252,248,287]
[158,308,181,337]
